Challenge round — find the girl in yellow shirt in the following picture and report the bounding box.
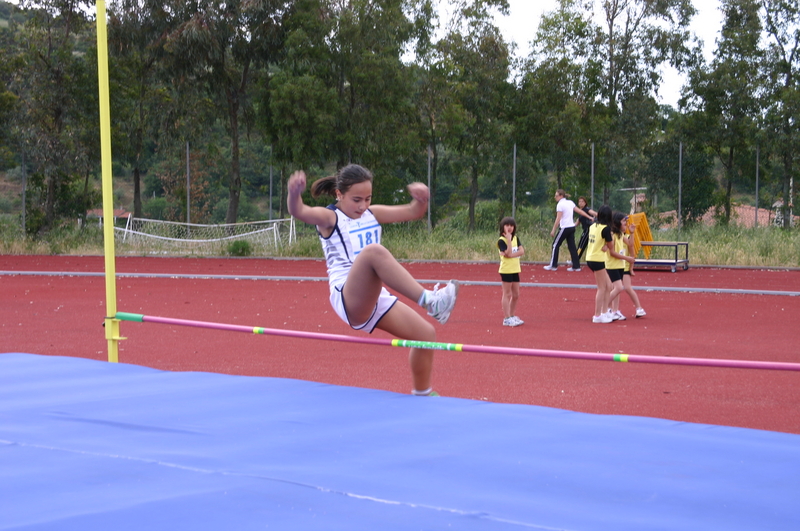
[498,217,525,327]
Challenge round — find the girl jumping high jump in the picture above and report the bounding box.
[287,164,459,396]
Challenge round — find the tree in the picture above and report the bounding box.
[13,0,99,233]
[518,1,598,192]
[107,0,175,219]
[684,0,763,224]
[762,0,800,228]
[163,0,288,224]
[437,0,513,231]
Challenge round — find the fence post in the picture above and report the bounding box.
[590,143,595,209]
[755,146,760,228]
[512,143,517,219]
[678,141,682,229]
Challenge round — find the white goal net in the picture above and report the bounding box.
[115,217,296,255]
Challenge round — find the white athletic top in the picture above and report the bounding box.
[319,206,382,292]
[556,198,577,228]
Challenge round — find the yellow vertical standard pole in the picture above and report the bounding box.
[96,0,122,362]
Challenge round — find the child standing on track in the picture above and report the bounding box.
[609,213,646,319]
[497,217,525,327]
[585,205,614,323]
[606,211,636,320]
[287,164,459,397]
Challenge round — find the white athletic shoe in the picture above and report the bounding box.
[543,265,558,271]
[593,313,613,324]
[503,317,515,327]
[635,307,647,318]
[612,310,626,321]
[426,280,459,324]
[511,316,524,326]
[567,267,581,272]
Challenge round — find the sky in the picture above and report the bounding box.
[490,0,724,107]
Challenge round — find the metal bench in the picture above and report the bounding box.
[636,241,689,273]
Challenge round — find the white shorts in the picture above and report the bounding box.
[330,285,398,333]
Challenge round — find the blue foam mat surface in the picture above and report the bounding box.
[1,353,798,530]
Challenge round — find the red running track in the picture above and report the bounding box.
[2,255,799,434]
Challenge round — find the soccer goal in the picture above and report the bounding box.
[115,217,296,255]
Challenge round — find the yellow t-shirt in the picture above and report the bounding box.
[498,235,521,274]
[586,223,610,262]
[620,234,632,272]
[605,233,625,270]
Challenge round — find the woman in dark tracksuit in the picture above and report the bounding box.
[576,197,596,261]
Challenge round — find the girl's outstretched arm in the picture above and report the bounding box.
[287,170,336,230]
[370,182,429,224]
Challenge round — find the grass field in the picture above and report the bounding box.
[2,213,799,268]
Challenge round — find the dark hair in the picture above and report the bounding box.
[596,205,613,225]
[310,164,373,199]
[499,216,517,237]
[577,196,587,207]
[611,211,626,236]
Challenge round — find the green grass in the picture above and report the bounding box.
[2,213,799,268]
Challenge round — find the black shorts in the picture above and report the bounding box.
[607,268,624,282]
[586,261,605,272]
[623,270,632,276]
[500,273,520,283]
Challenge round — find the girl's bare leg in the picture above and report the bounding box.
[377,302,437,392]
[501,282,514,318]
[623,275,642,309]
[609,281,624,312]
[509,282,520,317]
[593,269,611,317]
[343,244,425,325]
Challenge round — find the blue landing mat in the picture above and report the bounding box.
[0,353,798,530]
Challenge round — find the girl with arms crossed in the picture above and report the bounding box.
[497,217,525,327]
[287,164,459,396]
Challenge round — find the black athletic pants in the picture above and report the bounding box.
[577,228,590,261]
[549,226,580,269]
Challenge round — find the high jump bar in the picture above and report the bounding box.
[115,312,800,372]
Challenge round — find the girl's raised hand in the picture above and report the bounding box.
[406,182,430,203]
[287,171,307,197]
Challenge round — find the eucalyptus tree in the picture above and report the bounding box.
[12,0,98,233]
[519,0,697,204]
[266,0,337,171]
[683,0,764,224]
[517,0,599,192]
[107,0,175,218]
[162,0,289,224]
[409,1,448,222]
[644,110,715,225]
[762,0,800,228]
[437,0,513,231]
[593,0,697,202]
[0,9,21,169]
[264,0,426,208]
[326,0,424,194]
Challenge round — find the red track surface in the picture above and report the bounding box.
[2,255,799,434]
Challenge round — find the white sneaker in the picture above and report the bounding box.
[567,267,581,272]
[426,280,459,324]
[635,307,646,318]
[593,313,613,324]
[543,265,558,271]
[511,316,524,326]
[503,317,514,327]
[612,310,626,321]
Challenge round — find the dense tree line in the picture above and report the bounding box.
[0,0,797,234]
